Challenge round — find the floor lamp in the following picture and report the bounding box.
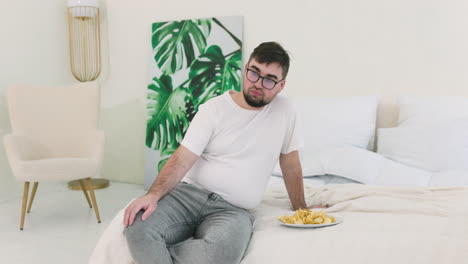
[67,0,108,190]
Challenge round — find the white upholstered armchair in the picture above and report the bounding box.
[3,82,104,230]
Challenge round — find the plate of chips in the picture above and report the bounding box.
[278,209,343,228]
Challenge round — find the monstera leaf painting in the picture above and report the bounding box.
[145,16,243,185]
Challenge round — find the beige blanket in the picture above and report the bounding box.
[244,184,468,263]
[90,184,468,264]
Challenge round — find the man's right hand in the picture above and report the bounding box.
[123,145,199,228]
[123,193,159,228]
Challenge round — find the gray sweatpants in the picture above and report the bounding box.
[124,182,254,264]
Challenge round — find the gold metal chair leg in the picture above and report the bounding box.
[20,182,30,230]
[27,182,39,213]
[79,179,92,208]
[86,178,101,223]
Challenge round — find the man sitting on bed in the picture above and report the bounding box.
[123,42,308,264]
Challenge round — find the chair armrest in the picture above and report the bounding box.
[3,134,45,162]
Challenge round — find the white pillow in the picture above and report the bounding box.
[296,96,378,151]
[272,150,327,177]
[274,96,378,177]
[430,170,468,186]
[399,96,468,126]
[274,145,431,186]
[377,120,468,172]
[321,145,431,186]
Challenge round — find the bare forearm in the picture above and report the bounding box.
[280,151,307,210]
[147,147,196,200]
[283,171,307,210]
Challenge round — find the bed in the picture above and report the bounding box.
[89,95,468,263]
[89,177,468,264]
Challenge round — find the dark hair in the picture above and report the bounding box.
[248,42,290,79]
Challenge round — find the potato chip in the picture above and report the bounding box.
[278,209,336,225]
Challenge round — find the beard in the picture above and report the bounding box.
[243,87,269,108]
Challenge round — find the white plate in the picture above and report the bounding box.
[279,215,343,228]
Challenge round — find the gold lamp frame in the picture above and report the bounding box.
[67,0,102,82]
[67,0,107,190]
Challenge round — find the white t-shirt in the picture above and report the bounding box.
[181,91,302,209]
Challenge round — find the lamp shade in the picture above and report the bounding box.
[68,0,99,17]
[67,0,101,82]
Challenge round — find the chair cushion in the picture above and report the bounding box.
[16,158,98,182]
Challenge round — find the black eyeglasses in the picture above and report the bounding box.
[246,69,284,90]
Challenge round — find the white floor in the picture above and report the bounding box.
[0,179,145,264]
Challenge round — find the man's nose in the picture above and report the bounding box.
[253,78,263,89]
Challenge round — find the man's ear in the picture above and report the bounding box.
[278,80,286,93]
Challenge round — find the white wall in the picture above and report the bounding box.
[2,0,468,184]
[102,0,468,123]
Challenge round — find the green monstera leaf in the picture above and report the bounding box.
[152,20,211,75]
[189,45,242,109]
[146,75,192,154]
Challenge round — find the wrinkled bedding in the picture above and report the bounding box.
[90,184,468,264]
[244,184,468,263]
